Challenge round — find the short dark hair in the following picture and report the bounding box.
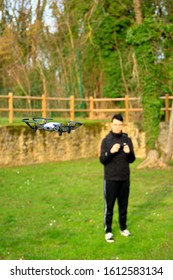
[111,114,123,122]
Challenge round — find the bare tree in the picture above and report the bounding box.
[133,0,143,24]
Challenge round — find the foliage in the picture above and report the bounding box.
[0,158,173,260]
[88,3,133,97]
[126,17,173,149]
[0,1,173,100]
[1,0,173,151]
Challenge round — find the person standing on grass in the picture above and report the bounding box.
[99,114,136,243]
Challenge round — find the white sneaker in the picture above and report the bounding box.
[105,232,114,243]
[120,229,131,237]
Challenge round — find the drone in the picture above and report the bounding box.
[22,117,82,136]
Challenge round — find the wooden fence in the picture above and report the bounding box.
[0,92,173,123]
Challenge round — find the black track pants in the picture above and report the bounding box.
[104,180,130,233]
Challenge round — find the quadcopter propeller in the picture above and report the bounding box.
[32,117,53,124]
[32,117,53,120]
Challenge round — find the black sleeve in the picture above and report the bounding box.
[99,138,113,165]
[126,137,136,163]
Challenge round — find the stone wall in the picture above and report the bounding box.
[0,123,146,167]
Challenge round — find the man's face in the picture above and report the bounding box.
[110,118,123,134]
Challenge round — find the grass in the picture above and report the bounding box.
[0,158,173,260]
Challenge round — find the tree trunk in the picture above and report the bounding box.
[138,102,173,169]
[158,102,173,167]
[133,0,143,24]
[137,150,159,169]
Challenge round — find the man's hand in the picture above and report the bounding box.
[110,143,120,154]
[123,144,130,154]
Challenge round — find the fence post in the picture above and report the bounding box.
[89,96,94,119]
[70,95,75,120]
[8,92,13,124]
[125,95,129,122]
[165,94,169,122]
[42,93,46,118]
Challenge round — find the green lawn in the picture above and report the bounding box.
[0,158,173,260]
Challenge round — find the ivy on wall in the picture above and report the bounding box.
[127,18,164,149]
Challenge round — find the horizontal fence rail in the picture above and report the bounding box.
[0,93,173,123]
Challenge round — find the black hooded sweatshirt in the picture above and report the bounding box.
[100,131,136,181]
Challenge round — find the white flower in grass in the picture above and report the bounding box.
[49,220,56,226]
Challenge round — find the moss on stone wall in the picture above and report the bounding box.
[0,122,146,167]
